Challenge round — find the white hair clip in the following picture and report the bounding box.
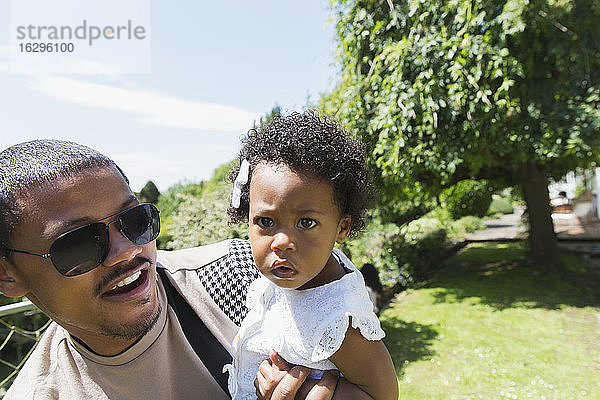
[231,159,250,208]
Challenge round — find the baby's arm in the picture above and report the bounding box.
[328,325,398,400]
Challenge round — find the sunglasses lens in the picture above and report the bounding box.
[47,204,158,277]
[118,204,160,245]
[50,223,109,276]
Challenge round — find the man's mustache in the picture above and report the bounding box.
[95,256,153,296]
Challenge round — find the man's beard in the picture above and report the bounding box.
[99,300,162,341]
[95,255,161,341]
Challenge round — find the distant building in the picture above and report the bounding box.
[592,168,600,219]
[549,168,600,220]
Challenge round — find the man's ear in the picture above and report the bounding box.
[336,216,352,244]
[0,258,30,298]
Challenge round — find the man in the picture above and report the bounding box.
[0,140,340,399]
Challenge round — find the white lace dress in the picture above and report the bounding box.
[224,250,385,400]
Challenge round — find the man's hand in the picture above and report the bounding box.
[254,350,339,400]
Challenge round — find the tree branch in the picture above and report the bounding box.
[537,10,578,38]
[386,0,400,29]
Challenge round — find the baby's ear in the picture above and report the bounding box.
[336,216,352,244]
[0,258,30,298]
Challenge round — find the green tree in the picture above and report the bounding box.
[137,180,160,204]
[156,161,245,250]
[323,0,600,266]
[252,104,282,129]
[155,181,204,249]
[200,161,235,194]
[156,181,204,217]
[165,182,247,250]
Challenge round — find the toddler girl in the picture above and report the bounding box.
[225,111,398,399]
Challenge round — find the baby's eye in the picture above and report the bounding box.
[256,217,274,229]
[297,218,317,229]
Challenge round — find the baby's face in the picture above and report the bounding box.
[248,162,351,290]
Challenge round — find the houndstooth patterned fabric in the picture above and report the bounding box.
[197,239,259,326]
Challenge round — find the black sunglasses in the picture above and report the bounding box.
[2,203,160,277]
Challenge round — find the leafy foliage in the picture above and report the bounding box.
[441,180,495,219]
[340,212,408,287]
[155,181,204,249]
[322,0,600,262]
[165,182,247,250]
[137,180,160,204]
[342,209,485,286]
[156,181,204,218]
[156,161,249,250]
[488,194,515,214]
[326,0,600,187]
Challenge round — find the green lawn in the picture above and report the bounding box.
[381,242,600,400]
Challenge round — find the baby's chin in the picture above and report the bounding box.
[264,273,306,290]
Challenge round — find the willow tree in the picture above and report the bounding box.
[323,0,600,266]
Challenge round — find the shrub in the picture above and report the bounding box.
[156,181,204,219]
[156,214,175,250]
[164,182,248,250]
[156,182,205,250]
[446,215,486,238]
[343,206,489,288]
[342,213,450,287]
[442,180,494,219]
[340,213,408,287]
[395,217,448,281]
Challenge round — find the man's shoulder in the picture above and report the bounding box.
[157,239,258,327]
[157,239,256,274]
[4,322,67,399]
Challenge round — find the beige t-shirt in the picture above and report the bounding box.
[4,240,244,400]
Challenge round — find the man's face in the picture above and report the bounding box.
[8,166,159,355]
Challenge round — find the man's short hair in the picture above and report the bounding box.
[0,139,128,254]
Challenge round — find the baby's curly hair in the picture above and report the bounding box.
[227,110,375,236]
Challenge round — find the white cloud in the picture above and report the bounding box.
[29,75,260,131]
[11,57,125,74]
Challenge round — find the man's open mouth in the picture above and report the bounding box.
[104,269,148,296]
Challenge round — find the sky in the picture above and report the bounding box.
[0,0,338,191]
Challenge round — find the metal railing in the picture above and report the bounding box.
[0,301,36,317]
[0,300,50,396]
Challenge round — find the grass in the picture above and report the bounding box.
[488,196,515,215]
[380,242,600,400]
